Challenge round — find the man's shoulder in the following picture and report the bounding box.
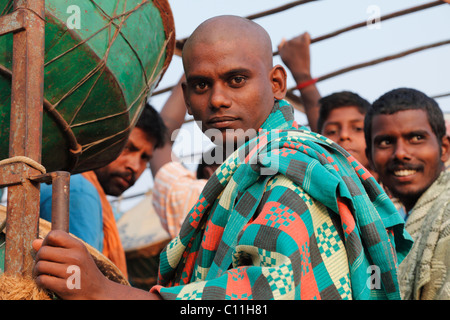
[419,170,450,217]
[432,170,450,202]
[70,174,98,193]
[155,161,196,181]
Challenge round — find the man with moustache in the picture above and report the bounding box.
[32,16,412,300]
[39,102,167,277]
[365,88,450,299]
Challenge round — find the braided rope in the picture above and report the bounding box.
[0,156,46,234]
[0,156,46,174]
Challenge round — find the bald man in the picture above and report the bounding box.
[33,15,411,300]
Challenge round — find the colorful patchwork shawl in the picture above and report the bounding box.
[151,100,413,300]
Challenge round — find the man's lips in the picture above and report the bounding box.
[387,164,422,180]
[393,169,417,177]
[207,116,238,129]
[114,175,134,189]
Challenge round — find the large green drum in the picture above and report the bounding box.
[0,0,175,174]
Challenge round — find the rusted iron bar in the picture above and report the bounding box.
[284,38,450,93]
[432,92,450,99]
[2,0,46,278]
[29,171,71,233]
[49,172,70,233]
[175,0,316,53]
[0,10,24,35]
[308,0,444,46]
[315,39,450,83]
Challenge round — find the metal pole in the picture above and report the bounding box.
[2,0,46,278]
[50,172,70,233]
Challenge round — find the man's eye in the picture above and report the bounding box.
[194,82,208,90]
[411,135,425,143]
[323,127,338,136]
[189,81,209,93]
[378,139,392,147]
[230,76,246,86]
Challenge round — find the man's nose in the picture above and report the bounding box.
[210,84,232,109]
[126,154,141,174]
[392,140,412,161]
[339,127,350,141]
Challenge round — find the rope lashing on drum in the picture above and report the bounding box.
[1,0,174,172]
[41,0,174,160]
[0,0,13,16]
[73,32,173,160]
[0,65,83,172]
[45,0,173,113]
[75,34,172,158]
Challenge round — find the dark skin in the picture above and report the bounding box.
[367,109,450,212]
[95,127,156,197]
[278,32,321,132]
[33,230,159,300]
[32,15,287,300]
[182,15,286,159]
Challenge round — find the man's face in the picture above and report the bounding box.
[368,109,449,209]
[182,38,284,150]
[95,127,155,196]
[321,106,368,168]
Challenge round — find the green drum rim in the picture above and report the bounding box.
[0,0,175,174]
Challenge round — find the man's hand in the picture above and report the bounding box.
[278,32,321,132]
[278,32,313,83]
[32,230,111,300]
[33,230,162,300]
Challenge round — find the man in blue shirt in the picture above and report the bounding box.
[40,174,104,251]
[39,103,167,256]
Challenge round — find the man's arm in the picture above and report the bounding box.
[149,76,187,177]
[33,231,161,300]
[278,32,322,132]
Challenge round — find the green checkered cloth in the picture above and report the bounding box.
[151,100,413,300]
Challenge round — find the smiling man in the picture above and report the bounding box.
[32,16,411,300]
[39,102,167,277]
[365,87,450,299]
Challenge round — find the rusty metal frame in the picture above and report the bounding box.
[0,0,70,278]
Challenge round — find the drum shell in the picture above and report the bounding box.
[0,0,175,174]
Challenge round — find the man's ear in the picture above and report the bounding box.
[270,65,287,100]
[440,135,450,164]
[181,81,193,115]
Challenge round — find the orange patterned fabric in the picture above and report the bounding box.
[82,171,128,278]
